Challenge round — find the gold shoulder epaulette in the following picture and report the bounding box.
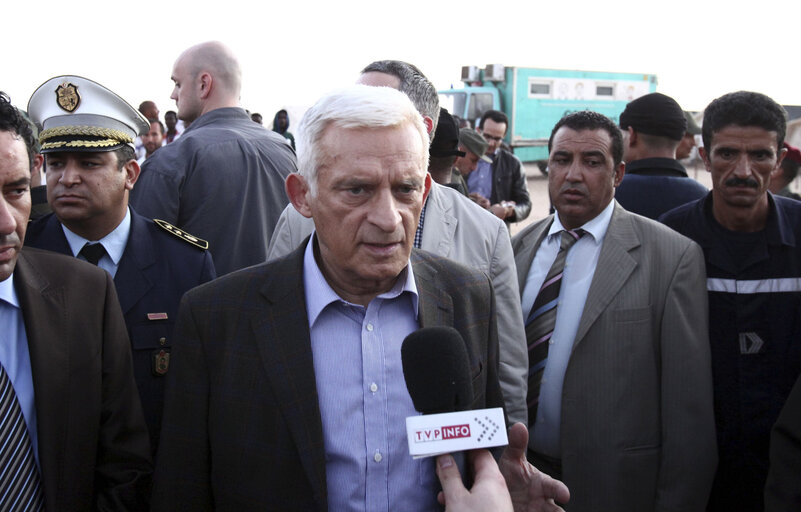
[154,219,209,250]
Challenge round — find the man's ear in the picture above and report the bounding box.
[423,116,434,135]
[198,72,213,100]
[285,173,313,218]
[124,159,141,190]
[422,172,432,203]
[613,161,625,187]
[699,146,711,173]
[625,126,638,148]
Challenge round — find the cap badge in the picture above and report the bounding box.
[55,82,80,112]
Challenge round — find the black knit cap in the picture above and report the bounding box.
[430,108,465,158]
[619,92,687,141]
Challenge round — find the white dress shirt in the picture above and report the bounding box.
[61,207,131,278]
[521,200,615,456]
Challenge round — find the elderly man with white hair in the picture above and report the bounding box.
[152,85,568,512]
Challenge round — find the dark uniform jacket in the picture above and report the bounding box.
[660,193,801,512]
[25,209,216,452]
[615,157,708,220]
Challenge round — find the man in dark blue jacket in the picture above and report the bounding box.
[615,92,707,219]
[661,91,797,512]
[25,75,216,453]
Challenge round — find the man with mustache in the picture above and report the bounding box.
[512,110,717,511]
[660,91,798,512]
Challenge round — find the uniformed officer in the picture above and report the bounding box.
[24,75,216,453]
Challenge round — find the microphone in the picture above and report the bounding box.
[401,327,474,415]
[401,327,507,458]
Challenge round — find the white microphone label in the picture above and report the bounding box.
[405,407,508,458]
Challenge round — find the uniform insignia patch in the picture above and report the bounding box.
[154,219,209,250]
[153,349,170,376]
[739,332,764,355]
[55,82,80,112]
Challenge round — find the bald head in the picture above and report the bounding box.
[170,41,242,121]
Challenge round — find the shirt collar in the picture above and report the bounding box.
[551,199,616,245]
[302,233,419,328]
[625,157,688,177]
[61,207,131,265]
[0,273,19,308]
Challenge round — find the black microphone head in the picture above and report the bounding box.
[401,326,474,414]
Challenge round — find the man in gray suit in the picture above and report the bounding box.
[267,60,529,426]
[512,111,717,511]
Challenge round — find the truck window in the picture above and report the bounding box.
[596,85,615,97]
[439,92,465,119]
[469,93,494,120]
[528,81,552,98]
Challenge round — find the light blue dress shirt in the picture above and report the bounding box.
[302,236,441,512]
[467,156,493,200]
[0,274,40,466]
[62,207,131,278]
[520,200,615,457]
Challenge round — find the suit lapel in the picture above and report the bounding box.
[13,251,70,506]
[513,216,553,295]
[114,212,155,314]
[250,244,327,510]
[573,205,640,349]
[420,184,457,258]
[412,251,454,328]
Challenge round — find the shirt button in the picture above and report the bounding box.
[374,451,383,462]
[549,339,554,345]
[370,383,378,392]
[366,323,374,332]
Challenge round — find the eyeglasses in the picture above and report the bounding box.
[482,133,504,142]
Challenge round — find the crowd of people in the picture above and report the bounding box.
[0,39,799,511]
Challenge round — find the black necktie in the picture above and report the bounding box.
[79,243,106,266]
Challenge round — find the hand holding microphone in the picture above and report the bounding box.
[402,327,569,511]
[401,327,507,458]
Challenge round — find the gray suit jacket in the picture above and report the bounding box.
[512,203,717,512]
[266,182,528,425]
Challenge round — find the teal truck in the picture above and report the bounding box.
[438,65,658,172]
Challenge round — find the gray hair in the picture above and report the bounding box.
[361,60,440,139]
[296,85,429,196]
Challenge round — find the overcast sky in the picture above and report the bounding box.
[7,0,799,121]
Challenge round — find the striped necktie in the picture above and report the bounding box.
[0,363,44,511]
[525,229,585,428]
